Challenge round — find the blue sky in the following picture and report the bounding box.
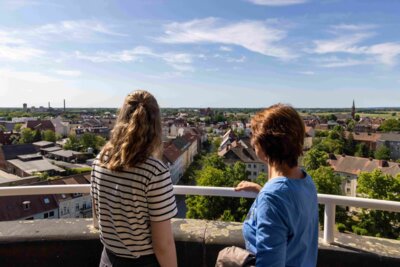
[0,0,400,108]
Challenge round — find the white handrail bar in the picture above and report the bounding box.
[1,184,399,212]
[1,184,399,244]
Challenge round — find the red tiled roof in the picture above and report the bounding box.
[27,120,55,132]
[163,143,183,164]
[0,194,58,221]
[328,155,400,177]
[347,131,381,142]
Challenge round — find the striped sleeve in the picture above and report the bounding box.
[146,162,177,222]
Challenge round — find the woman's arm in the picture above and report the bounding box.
[151,219,178,267]
[235,181,262,193]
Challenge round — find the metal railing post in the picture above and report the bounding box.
[323,203,336,244]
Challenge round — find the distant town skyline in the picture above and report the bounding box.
[1,0,400,108]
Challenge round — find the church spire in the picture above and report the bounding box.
[351,100,356,119]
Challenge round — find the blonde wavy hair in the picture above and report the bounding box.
[99,90,162,171]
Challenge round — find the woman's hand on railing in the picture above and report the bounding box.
[234,181,262,193]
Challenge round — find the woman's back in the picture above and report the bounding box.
[91,157,177,259]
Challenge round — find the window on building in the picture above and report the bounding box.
[49,211,54,217]
[43,198,50,204]
[63,206,68,214]
[253,164,256,168]
[76,203,80,211]
[253,172,257,176]
[44,213,49,219]
[346,188,351,194]
[347,180,351,184]
[248,164,251,168]
[82,203,87,210]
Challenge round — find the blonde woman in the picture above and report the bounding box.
[91,90,178,267]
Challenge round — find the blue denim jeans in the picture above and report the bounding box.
[100,247,160,267]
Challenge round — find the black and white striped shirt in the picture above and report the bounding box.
[91,157,177,259]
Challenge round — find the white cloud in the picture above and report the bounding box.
[312,27,400,66]
[161,53,193,64]
[226,56,246,63]
[157,17,295,60]
[53,70,82,77]
[76,47,195,71]
[75,46,152,63]
[321,59,369,68]
[246,0,308,6]
[0,31,25,45]
[219,46,232,52]
[299,71,315,75]
[331,24,377,31]
[30,19,126,40]
[0,30,44,61]
[0,45,44,61]
[367,43,400,66]
[313,33,371,54]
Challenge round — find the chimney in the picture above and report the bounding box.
[63,99,66,112]
[328,153,336,160]
[378,160,388,167]
[22,201,31,210]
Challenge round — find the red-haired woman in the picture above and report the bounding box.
[235,104,318,267]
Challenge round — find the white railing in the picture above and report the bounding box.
[1,184,400,244]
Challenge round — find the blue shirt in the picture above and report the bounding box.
[243,173,318,267]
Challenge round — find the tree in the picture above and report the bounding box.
[346,120,355,132]
[355,143,370,158]
[315,138,343,154]
[379,119,400,132]
[343,132,356,156]
[308,166,344,225]
[308,166,342,195]
[303,148,329,171]
[13,123,23,132]
[95,135,106,151]
[0,125,6,132]
[80,132,97,150]
[202,153,226,170]
[356,170,400,238]
[33,130,42,142]
[374,145,391,160]
[327,114,337,121]
[186,159,252,222]
[19,128,34,144]
[64,134,81,151]
[42,130,56,142]
[212,137,222,152]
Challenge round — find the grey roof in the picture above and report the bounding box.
[1,144,37,160]
[41,146,62,152]
[172,136,190,150]
[33,141,54,147]
[0,169,21,184]
[379,133,400,142]
[7,159,65,174]
[49,150,83,158]
[17,154,42,161]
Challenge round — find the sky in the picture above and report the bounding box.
[0,0,400,108]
